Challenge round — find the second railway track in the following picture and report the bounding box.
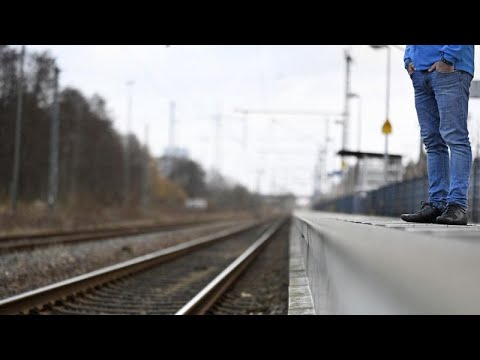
[0,217,287,315]
[0,218,242,253]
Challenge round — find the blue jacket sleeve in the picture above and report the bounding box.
[404,45,413,69]
[440,45,462,65]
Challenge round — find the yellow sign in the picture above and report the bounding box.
[382,119,392,135]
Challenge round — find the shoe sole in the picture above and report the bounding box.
[436,219,468,226]
[400,216,437,224]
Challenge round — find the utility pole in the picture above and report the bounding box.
[341,50,353,175]
[370,45,393,185]
[48,66,60,209]
[142,123,150,210]
[124,81,134,207]
[384,46,392,184]
[9,45,25,213]
[343,50,352,151]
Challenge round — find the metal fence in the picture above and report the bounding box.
[314,159,480,223]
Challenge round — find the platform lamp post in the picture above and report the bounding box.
[370,45,392,185]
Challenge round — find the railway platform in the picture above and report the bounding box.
[289,210,480,315]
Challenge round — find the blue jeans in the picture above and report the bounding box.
[411,69,473,210]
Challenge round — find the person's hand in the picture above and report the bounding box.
[428,61,455,73]
[407,62,415,75]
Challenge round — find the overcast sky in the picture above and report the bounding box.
[21,45,480,197]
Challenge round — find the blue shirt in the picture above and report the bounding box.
[404,45,475,76]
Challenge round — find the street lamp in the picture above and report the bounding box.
[370,45,392,185]
[348,92,362,151]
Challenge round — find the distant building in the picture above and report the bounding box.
[313,150,405,200]
[337,150,404,194]
[185,198,208,210]
[353,157,403,192]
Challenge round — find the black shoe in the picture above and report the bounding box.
[436,204,468,225]
[400,201,443,223]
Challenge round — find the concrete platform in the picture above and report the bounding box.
[289,211,480,315]
[288,226,314,315]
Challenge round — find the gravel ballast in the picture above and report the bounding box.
[0,220,252,299]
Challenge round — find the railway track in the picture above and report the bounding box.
[0,218,237,253]
[205,219,290,315]
[0,217,287,315]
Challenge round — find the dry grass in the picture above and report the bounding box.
[0,202,253,236]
